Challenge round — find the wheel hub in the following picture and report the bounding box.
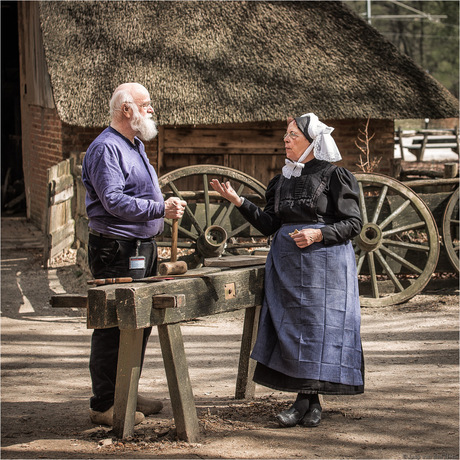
[196,225,228,258]
[356,222,382,252]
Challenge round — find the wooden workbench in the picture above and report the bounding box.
[86,265,265,441]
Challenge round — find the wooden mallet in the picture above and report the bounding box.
[158,218,188,276]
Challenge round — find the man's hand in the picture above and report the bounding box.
[164,197,187,219]
[209,179,243,207]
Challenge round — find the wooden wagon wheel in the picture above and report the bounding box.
[354,173,440,307]
[158,165,267,267]
[442,188,459,272]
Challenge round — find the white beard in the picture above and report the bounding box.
[131,110,158,141]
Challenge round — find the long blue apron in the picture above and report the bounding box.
[251,222,363,387]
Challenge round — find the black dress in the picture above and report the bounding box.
[238,159,364,395]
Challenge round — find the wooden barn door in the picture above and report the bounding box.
[43,159,75,268]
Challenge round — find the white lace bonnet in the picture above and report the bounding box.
[282,113,342,179]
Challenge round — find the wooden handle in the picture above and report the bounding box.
[158,261,188,276]
[171,218,178,262]
[87,277,133,285]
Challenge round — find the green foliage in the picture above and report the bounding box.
[344,1,459,97]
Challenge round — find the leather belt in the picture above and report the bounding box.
[89,228,155,242]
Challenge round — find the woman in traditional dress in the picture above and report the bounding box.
[210,113,364,428]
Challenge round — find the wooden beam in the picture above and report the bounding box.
[235,305,260,399]
[112,266,265,330]
[157,323,200,442]
[50,294,87,309]
[113,329,144,439]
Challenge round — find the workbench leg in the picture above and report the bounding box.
[235,305,260,399]
[157,323,200,442]
[112,328,144,439]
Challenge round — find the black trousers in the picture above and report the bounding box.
[88,233,158,412]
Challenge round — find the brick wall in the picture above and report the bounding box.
[28,106,64,228]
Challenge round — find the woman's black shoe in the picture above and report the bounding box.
[275,407,304,427]
[300,407,322,427]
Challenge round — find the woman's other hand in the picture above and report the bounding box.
[210,179,243,207]
[290,228,323,248]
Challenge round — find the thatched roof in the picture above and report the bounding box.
[39,1,458,127]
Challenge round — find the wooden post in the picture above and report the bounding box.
[157,323,200,442]
[444,163,459,179]
[396,127,405,161]
[417,134,429,161]
[390,158,401,180]
[113,329,144,439]
[235,305,260,399]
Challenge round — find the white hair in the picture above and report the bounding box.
[109,89,134,120]
[109,83,149,119]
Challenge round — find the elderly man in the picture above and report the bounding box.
[82,83,186,426]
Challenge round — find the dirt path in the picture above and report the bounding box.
[1,217,459,459]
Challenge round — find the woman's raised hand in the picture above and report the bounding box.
[209,179,243,207]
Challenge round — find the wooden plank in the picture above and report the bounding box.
[50,294,87,309]
[113,329,144,439]
[44,159,75,268]
[47,220,75,260]
[157,323,200,443]
[113,266,265,330]
[49,174,74,196]
[204,255,267,267]
[235,305,260,399]
[50,186,74,205]
[163,147,286,155]
[164,127,284,150]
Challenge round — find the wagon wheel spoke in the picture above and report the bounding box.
[227,221,252,240]
[371,185,388,224]
[442,188,459,272]
[367,251,379,298]
[374,249,405,292]
[358,182,368,224]
[378,199,411,231]
[379,245,423,275]
[164,218,198,241]
[382,221,426,236]
[202,174,211,229]
[215,183,245,227]
[354,173,439,307]
[381,239,430,252]
[169,180,204,236]
[356,249,365,275]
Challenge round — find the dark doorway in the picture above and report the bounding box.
[1,1,25,216]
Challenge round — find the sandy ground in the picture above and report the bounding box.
[1,217,459,459]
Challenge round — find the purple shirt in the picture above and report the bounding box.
[82,127,165,239]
